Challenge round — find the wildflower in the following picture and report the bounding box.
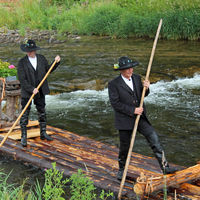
[9,65,15,69]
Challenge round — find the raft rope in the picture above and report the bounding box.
[136,172,162,194]
[0,78,5,103]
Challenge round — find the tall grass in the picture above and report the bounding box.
[0,171,35,200]
[0,0,200,40]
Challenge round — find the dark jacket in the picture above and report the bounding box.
[108,74,150,130]
[17,54,60,98]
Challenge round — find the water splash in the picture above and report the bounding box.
[46,89,109,111]
[46,73,200,111]
[146,73,200,111]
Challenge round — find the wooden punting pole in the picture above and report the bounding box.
[134,163,200,196]
[118,19,163,199]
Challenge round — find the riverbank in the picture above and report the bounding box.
[0,27,80,44]
[1,0,200,40]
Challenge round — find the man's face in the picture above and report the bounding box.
[120,67,133,79]
[27,51,36,58]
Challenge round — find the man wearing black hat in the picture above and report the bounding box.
[17,39,61,147]
[108,56,177,180]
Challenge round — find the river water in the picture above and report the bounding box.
[0,36,199,186]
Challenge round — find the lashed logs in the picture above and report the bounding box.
[134,164,200,196]
[0,122,198,199]
[47,125,172,174]
[0,128,137,198]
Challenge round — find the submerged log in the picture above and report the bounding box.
[134,163,200,196]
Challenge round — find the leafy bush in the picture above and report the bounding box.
[0,59,17,78]
[81,2,122,37]
[69,168,113,200]
[43,162,69,200]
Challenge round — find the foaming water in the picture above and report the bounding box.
[146,73,200,117]
[46,89,109,110]
[45,73,200,115]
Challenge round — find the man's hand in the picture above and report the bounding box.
[55,55,61,63]
[143,80,150,89]
[134,107,143,115]
[33,88,39,94]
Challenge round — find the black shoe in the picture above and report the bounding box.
[117,169,124,180]
[40,132,53,141]
[163,166,178,174]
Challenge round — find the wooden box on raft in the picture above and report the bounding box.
[0,121,200,199]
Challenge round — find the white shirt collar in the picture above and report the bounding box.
[28,56,37,70]
[121,74,133,91]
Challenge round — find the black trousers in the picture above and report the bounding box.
[118,117,164,169]
[20,93,46,127]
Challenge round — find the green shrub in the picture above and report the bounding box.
[0,59,17,78]
[162,9,200,40]
[43,162,68,200]
[69,168,113,200]
[81,2,122,37]
[0,163,114,200]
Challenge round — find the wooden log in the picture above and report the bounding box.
[176,193,200,200]
[0,120,39,132]
[179,183,200,195]
[134,164,200,196]
[193,179,200,187]
[0,128,53,140]
[47,125,172,174]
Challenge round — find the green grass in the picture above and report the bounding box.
[0,163,114,200]
[0,0,200,40]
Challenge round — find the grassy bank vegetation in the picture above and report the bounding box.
[0,162,113,200]
[0,0,200,40]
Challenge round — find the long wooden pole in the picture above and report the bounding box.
[0,60,57,147]
[118,19,163,199]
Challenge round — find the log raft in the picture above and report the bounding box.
[0,121,199,199]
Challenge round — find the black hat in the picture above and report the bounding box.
[20,40,41,52]
[114,56,139,70]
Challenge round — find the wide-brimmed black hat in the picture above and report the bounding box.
[20,40,41,52]
[113,56,139,70]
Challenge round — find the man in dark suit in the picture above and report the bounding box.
[17,39,60,147]
[108,56,176,180]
